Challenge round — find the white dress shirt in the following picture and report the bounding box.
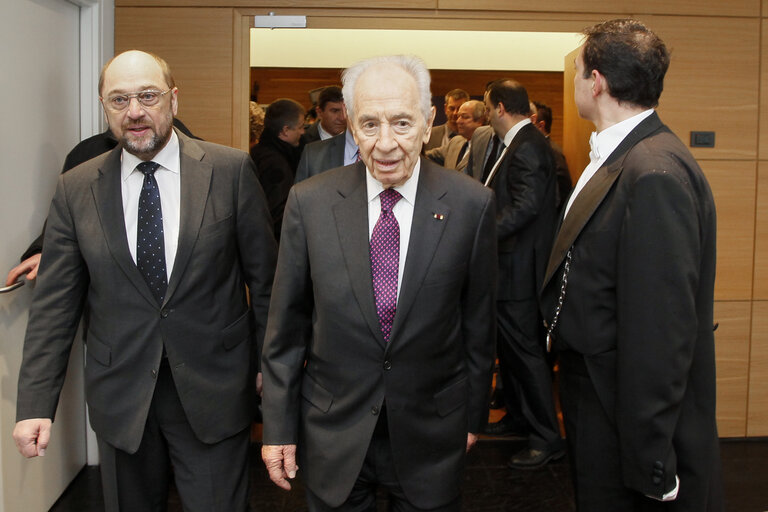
[563,109,654,218]
[121,130,181,279]
[317,121,333,141]
[366,160,419,300]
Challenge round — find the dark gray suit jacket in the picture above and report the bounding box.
[466,125,494,181]
[16,130,277,453]
[294,131,345,183]
[262,159,497,509]
[540,113,722,509]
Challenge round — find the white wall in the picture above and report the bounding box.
[0,0,112,510]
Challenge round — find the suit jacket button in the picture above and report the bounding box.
[652,475,662,485]
[383,360,391,370]
[160,309,169,318]
[371,406,379,415]
[653,460,664,470]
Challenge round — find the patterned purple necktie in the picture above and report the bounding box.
[136,161,168,303]
[370,188,402,343]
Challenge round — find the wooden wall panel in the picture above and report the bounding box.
[438,0,759,17]
[703,160,756,301]
[117,0,438,8]
[748,301,768,435]
[755,163,768,299]
[714,301,751,437]
[647,16,760,161]
[760,20,768,160]
[115,7,235,146]
[116,0,759,17]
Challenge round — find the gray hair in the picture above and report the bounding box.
[341,55,432,124]
[464,99,487,122]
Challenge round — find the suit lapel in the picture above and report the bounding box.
[388,160,450,347]
[165,133,212,305]
[332,163,385,347]
[91,147,158,306]
[542,112,665,288]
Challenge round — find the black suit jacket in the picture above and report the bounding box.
[540,113,722,509]
[17,131,277,453]
[488,123,557,300]
[261,159,497,508]
[300,122,321,145]
[294,131,345,183]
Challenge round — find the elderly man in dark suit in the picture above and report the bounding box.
[481,79,563,469]
[13,50,277,511]
[261,55,497,511]
[541,19,723,511]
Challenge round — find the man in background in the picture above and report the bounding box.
[251,98,305,239]
[533,101,572,212]
[424,88,469,151]
[301,85,347,144]
[482,79,563,470]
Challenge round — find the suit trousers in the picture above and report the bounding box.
[98,361,251,512]
[559,351,670,511]
[305,407,461,512]
[496,299,561,451]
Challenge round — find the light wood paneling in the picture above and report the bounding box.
[117,0,439,8]
[755,163,768,299]
[439,0,760,16]
[714,301,751,437]
[647,16,760,161]
[760,20,768,160]
[703,160,756,301]
[748,301,768,435]
[116,0,759,17]
[115,7,235,146]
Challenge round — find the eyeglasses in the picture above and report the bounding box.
[101,89,172,111]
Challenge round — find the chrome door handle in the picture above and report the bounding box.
[0,281,25,293]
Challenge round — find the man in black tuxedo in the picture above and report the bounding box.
[481,79,563,469]
[261,55,497,511]
[13,50,277,511]
[540,19,723,511]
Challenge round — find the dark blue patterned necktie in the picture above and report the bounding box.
[136,161,167,303]
[370,188,402,343]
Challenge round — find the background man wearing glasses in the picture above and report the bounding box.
[12,50,277,511]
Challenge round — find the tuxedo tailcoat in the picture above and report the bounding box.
[17,130,277,454]
[540,112,723,510]
[261,158,497,509]
[294,131,345,183]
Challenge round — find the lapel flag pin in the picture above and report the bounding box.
[433,213,445,220]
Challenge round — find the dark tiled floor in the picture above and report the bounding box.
[49,438,767,511]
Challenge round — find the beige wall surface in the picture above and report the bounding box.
[116,0,768,436]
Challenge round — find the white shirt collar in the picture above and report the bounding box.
[121,129,180,181]
[589,109,655,163]
[502,117,532,147]
[317,121,332,140]
[366,158,420,207]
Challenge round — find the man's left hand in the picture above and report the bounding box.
[466,432,478,453]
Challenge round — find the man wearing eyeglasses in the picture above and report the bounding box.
[12,50,277,511]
